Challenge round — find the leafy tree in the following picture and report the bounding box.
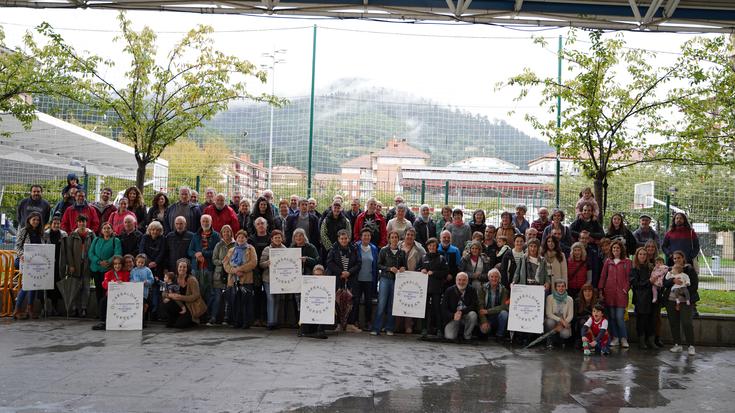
[503,29,702,219]
[0,24,98,131]
[39,12,281,190]
[673,34,735,167]
[162,136,231,192]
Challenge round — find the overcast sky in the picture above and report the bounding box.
[0,8,706,137]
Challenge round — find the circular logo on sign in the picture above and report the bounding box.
[110,290,140,323]
[272,256,300,286]
[304,285,333,315]
[513,293,543,323]
[24,253,53,285]
[396,279,424,310]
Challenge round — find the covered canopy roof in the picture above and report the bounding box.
[1,0,734,33]
[0,111,167,185]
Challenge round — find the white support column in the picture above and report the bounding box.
[514,0,524,13]
[628,0,641,22]
[663,0,681,18]
[643,0,664,24]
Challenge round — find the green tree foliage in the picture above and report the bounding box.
[672,35,735,166]
[503,30,692,218]
[162,137,231,192]
[38,12,282,190]
[0,24,98,131]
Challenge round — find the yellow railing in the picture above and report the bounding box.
[0,250,20,317]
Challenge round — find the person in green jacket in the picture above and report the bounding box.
[88,222,122,306]
[477,268,510,340]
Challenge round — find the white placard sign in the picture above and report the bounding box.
[21,244,56,290]
[106,282,144,330]
[507,284,545,334]
[392,271,428,318]
[299,276,335,325]
[270,248,303,294]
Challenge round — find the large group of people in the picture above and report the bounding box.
[12,179,700,355]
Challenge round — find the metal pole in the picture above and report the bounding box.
[421,180,426,205]
[83,166,88,196]
[306,25,317,198]
[665,194,671,231]
[444,181,449,206]
[555,34,562,209]
[268,67,275,186]
[195,175,200,193]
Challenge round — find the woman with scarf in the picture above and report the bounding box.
[209,224,235,326]
[123,187,147,232]
[13,212,46,319]
[544,280,574,348]
[223,230,257,328]
[396,227,426,334]
[496,211,520,243]
[413,204,436,248]
[42,215,68,316]
[460,241,491,291]
[326,229,361,332]
[420,238,449,337]
[512,238,549,291]
[260,229,287,329]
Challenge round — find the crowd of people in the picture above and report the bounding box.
[12,176,700,355]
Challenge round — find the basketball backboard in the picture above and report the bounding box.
[634,181,654,209]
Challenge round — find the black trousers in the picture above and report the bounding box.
[164,300,194,328]
[349,280,373,325]
[666,301,695,346]
[635,310,656,340]
[424,292,443,334]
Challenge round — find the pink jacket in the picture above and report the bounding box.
[598,258,631,308]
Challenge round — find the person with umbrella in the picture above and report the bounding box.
[326,229,361,333]
[63,214,95,317]
[43,214,68,317]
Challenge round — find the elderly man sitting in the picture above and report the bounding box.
[442,272,479,342]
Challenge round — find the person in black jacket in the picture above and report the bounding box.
[372,231,407,336]
[630,247,656,349]
[139,220,166,319]
[570,203,605,243]
[164,216,194,273]
[326,230,362,332]
[413,204,437,248]
[118,215,142,256]
[285,198,321,250]
[420,238,448,337]
[442,272,479,341]
[16,184,52,229]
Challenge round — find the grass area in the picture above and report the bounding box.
[697,290,735,315]
[627,289,735,315]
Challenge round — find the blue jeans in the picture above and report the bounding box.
[264,282,279,327]
[15,289,34,310]
[485,310,509,337]
[606,306,627,339]
[372,277,395,333]
[207,287,225,323]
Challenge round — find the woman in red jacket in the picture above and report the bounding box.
[92,255,131,330]
[598,239,631,348]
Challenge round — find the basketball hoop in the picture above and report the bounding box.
[633,181,654,209]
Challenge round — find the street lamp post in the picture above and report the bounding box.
[262,48,287,186]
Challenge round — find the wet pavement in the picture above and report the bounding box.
[1,319,733,413]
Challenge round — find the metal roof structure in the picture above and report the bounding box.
[0,111,168,184]
[1,0,734,33]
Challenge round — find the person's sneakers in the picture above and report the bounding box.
[420,329,428,338]
[405,328,413,335]
[670,344,683,353]
[584,348,591,356]
[386,331,394,336]
[346,324,362,333]
[334,325,343,332]
[206,320,215,327]
[602,349,610,356]
[80,309,87,318]
[610,337,620,347]
[639,339,648,350]
[92,323,106,330]
[370,331,379,336]
[688,345,696,355]
[620,338,630,348]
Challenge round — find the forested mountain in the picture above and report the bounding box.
[201,80,551,173]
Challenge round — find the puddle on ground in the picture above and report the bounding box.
[291,349,673,412]
[16,340,106,356]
